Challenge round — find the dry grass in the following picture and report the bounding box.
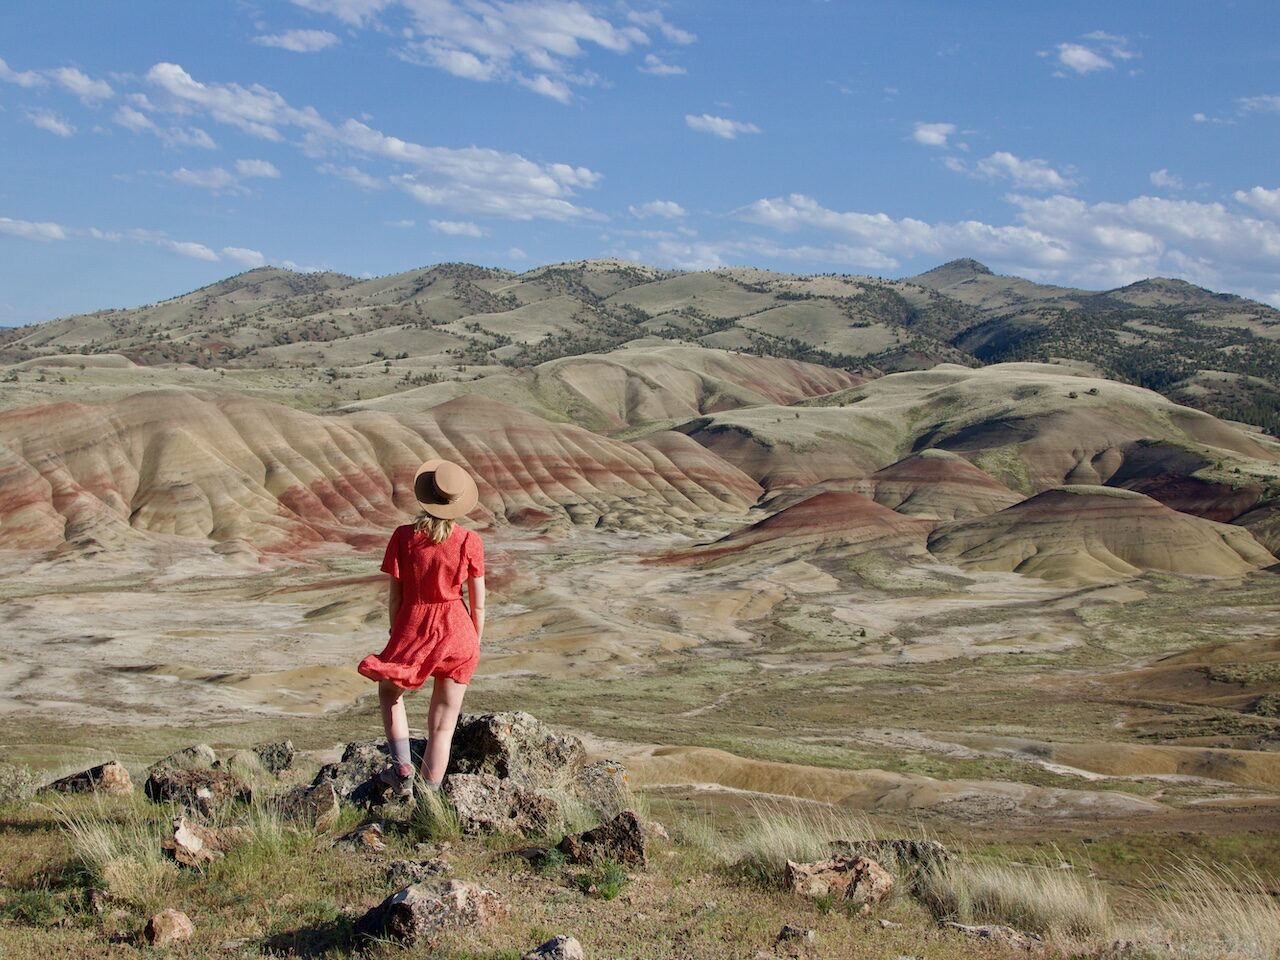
[915,853,1113,945]
[728,800,877,887]
[1135,859,1280,960]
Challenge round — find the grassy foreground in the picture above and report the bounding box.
[1,761,1278,960]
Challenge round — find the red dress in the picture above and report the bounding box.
[357,523,484,688]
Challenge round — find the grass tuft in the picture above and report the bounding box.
[0,761,42,806]
[573,859,629,900]
[1138,859,1280,960]
[730,800,876,887]
[409,785,463,842]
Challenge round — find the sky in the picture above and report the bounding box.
[1,0,1279,326]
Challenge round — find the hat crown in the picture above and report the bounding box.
[432,462,466,500]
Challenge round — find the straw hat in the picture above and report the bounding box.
[413,459,479,519]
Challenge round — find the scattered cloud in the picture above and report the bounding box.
[317,162,384,189]
[1238,94,1280,114]
[629,200,686,219]
[167,166,242,192]
[25,108,75,137]
[49,66,114,101]
[145,62,330,141]
[1150,168,1184,190]
[686,113,761,139]
[290,0,392,25]
[385,218,415,228]
[429,219,486,236]
[235,158,281,179]
[253,29,341,52]
[1049,32,1137,76]
[627,9,696,45]
[115,105,220,149]
[639,53,685,76]
[159,239,219,261]
[1234,186,1280,219]
[0,56,45,88]
[221,246,267,267]
[1055,43,1111,74]
[911,121,955,147]
[0,217,67,241]
[974,151,1076,191]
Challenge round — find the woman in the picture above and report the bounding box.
[357,459,485,800]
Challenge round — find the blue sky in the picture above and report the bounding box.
[2,0,1279,325]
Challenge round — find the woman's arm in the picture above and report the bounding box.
[466,576,485,643]
[387,575,402,630]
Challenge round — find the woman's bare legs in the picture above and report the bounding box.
[420,676,468,786]
[378,679,413,778]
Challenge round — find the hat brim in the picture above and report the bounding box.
[413,458,479,519]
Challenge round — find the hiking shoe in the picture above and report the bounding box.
[377,764,413,801]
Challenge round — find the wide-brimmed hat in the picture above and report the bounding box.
[413,459,479,519]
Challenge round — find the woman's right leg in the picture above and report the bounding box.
[421,676,467,786]
[378,679,413,778]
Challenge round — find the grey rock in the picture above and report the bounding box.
[334,820,387,854]
[443,773,561,836]
[449,712,586,789]
[558,810,647,866]
[150,744,217,772]
[252,739,296,773]
[573,759,631,818]
[144,766,251,818]
[829,838,950,869]
[310,737,425,806]
[777,924,816,943]
[354,880,506,944]
[388,857,451,885]
[522,934,585,960]
[46,761,133,796]
[276,781,341,831]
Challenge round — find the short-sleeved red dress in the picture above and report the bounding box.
[357,523,484,688]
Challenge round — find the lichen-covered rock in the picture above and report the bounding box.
[573,759,631,817]
[828,838,950,869]
[449,712,586,789]
[334,821,387,854]
[144,908,194,946]
[253,739,296,773]
[311,738,425,806]
[46,761,133,796]
[558,810,648,866]
[145,766,251,818]
[354,880,506,944]
[523,934,585,960]
[162,816,251,867]
[784,856,893,912]
[443,773,561,836]
[387,857,450,885]
[150,744,217,772]
[277,781,341,831]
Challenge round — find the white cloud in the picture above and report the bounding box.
[222,246,267,267]
[0,217,67,241]
[291,0,392,25]
[235,158,281,178]
[975,151,1075,191]
[629,199,686,219]
[911,121,955,147]
[49,66,114,101]
[168,166,243,192]
[627,9,696,45]
[114,105,155,132]
[385,218,415,228]
[145,62,331,141]
[518,73,572,103]
[1239,94,1280,114]
[25,108,75,137]
[1080,30,1137,60]
[1150,168,1184,190]
[639,53,685,76]
[116,105,218,149]
[254,29,341,52]
[318,162,385,189]
[429,219,486,236]
[0,56,45,88]
[160,239,220,261]
[686,113,761,139]
[1235,186,1280,219]
[1055,42,1112,74]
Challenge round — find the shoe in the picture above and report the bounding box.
[377,764,414,801]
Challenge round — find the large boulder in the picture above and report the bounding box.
[354,880,506,944]
[573,759,631,818]
[311,738,425,806]
[449,712,586,789]
[443,773,561,837]
[46,761,133,796]
[145,766,251,818]
[253,740,296,773]
[784,856,894,913]
[558,810,648,866]
[276,781,341,831]
[150,744,217,772]
[144,909,194,946]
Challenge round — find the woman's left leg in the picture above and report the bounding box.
[420,676,467,786]
[378,679,413,778]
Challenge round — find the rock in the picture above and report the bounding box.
[143,908,194,946]
[145,766,251,818]
[784,856,894,913]
[216,750,266,777]
[573,759,631,817]
[828,838,950,869]
[776,924,815,943]
[523,934,585,960]
[311,738,425,806]
[253,740,296,773]
[387,858,451,885]
[944,922,1042,950]
[162,816,252,867]
[151,744,218,772]
[443,773,561,836]
[334,821,387,854]
[354,880,506,944]
[878,919,902,929]
[558,810,647,866]
[46,761,133,796]
[449,712,586,789]
[277,781,341,831]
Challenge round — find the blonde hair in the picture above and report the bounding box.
[413,513,455,544]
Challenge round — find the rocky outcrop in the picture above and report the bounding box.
[276,781,341,831]
[443,774,561,836]
[150,744,217,772]
[354,880,506,944]
[449,712,586,789]
[784,855,894,912]
[162,816,251,867]
[145,766,251,818]
[557,810,648,866]
[253,740,296,773]
[311,738,424,806]
[45,761,133,796]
